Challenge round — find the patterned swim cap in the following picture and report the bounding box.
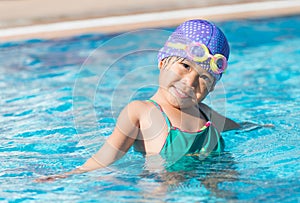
[157,19,230,81]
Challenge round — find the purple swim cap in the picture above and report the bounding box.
[158,19,230,81]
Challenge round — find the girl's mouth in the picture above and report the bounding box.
[171,86,189,98]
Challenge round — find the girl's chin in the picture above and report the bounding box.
[168,94,196,109]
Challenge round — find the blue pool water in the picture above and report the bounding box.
[1,15,300,202]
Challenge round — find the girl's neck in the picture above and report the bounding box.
[150,89,199,115]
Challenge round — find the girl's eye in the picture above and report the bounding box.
[200,75,208,80]
[181,63,191,70]
[199,75,212,85]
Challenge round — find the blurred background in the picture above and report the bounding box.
[1,0,300,41]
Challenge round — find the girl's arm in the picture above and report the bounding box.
[35,101,142,182]
[199,103,274,132]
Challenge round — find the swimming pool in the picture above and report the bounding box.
[1,15,300,202]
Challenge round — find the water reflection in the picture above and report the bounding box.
[139,151,239,200]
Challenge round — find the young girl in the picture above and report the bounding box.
[36,19,241,182]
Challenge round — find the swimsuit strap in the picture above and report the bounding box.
[201,123,222,154]
[147,99,172,132]
[199,107,210,122]
[197,106,222,154]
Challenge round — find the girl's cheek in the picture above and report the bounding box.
[200,79,210,92]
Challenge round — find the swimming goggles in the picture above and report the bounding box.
[166,42,227,74]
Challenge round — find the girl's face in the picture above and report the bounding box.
[158,57,216,109]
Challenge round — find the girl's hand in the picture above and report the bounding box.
[34,174,68,183]
[34,166,94,183]
[238,121,274,132]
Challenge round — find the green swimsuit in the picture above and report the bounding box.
[147,99,224,166]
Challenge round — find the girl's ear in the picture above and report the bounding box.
[158,60,163,70]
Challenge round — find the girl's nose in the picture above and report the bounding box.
[182,71,198,88]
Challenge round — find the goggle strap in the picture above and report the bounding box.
[166,42,187,50]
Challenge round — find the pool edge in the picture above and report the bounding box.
[1,0,300,42]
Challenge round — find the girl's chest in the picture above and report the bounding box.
[134,109,207,154]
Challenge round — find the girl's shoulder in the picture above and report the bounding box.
[127,100,153,109]
[125,100,155,116]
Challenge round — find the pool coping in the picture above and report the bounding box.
[1,0,300,42]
